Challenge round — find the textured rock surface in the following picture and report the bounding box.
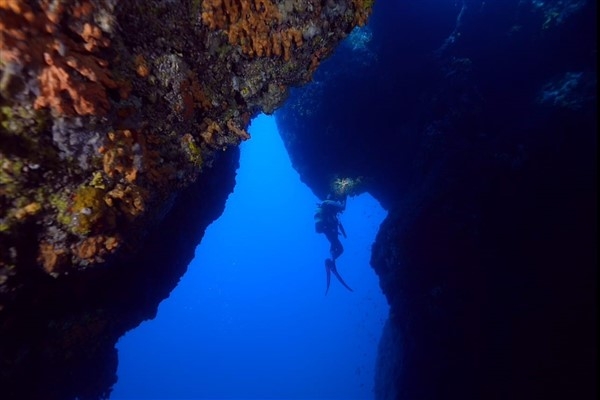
[276,0,597,399]
[1,145,239,399]
[0,1,371,398]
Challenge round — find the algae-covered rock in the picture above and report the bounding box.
[0,0,369,304]
[0,1,372,398]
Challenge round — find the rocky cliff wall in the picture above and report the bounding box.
[0,1,371,398]
[276,0,597,398]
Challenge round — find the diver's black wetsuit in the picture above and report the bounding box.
[314,196,352,294]
[314,198,346,260]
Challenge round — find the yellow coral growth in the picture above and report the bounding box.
[35,50,117,116]
[70,186,113,235]
[331,176,364,197]
[309,47,330,75]
[14,202,41,220]
[73,235,120,262]
[182,133,203,167]
[105,183,147,220]
[200,118,222,145]
[99,129,146,183]
[201,0,303,61]
[276,28,303,61]
[134,54,151,78]
[1,0,118,116]
[38,242,68,274]
[352,0,374,27]
[227,119,250,141]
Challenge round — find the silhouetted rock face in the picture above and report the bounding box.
[371,143,596,399]
[276,0,597,399]
[0,147,239,400]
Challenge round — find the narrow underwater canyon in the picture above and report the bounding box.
[1,1,597,399]
[112,115,390,399]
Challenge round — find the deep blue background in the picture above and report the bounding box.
[110,115,389,399]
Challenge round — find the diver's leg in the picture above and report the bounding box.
[330,236,343,260]
[324,231,336,256]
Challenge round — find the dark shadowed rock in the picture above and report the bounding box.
[276,0,597,398]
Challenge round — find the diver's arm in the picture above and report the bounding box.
[322,199,345,212]
[338,220,347,238]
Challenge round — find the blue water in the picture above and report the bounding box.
[110,114,389,399]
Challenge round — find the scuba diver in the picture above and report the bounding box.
[314,194,353,294]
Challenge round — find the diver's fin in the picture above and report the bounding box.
[327,259,353,292]
[332,268,353,292]
[325,258,332,295]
